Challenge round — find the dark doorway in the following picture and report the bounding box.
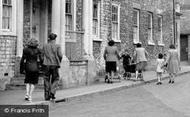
[180,35,188,61]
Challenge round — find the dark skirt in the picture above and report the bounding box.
[24,71,39,84]
[123,64,131,72]
[106,61,117,73]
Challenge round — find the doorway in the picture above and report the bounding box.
[30,0,49,46]
[180,35,188,61]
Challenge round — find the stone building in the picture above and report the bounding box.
[180,0,190,64]
[0,0,179,88]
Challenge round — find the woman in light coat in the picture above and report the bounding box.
[166,44,180,83]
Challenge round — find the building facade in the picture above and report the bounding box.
[0,0,179,88]
[180,0,190,64]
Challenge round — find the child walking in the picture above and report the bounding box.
[156,53,165,85]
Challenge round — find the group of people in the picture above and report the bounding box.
[156,44,181,85]
[20,37,181,102]
[103,40,181,85]
[20,33,62,102]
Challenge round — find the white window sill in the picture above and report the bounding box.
[133,41,141,44]
[93,38,103,42]
[158,43,165,46]
[0,30,16,36]
[148,41,155,46]
[93,35,102,41]
[113,39,121,43]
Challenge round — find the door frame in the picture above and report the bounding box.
[29,0,49,46]
[180,35,189,61]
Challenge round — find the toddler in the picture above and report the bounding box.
[156,53,165,85]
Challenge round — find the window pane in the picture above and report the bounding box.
[93,19,98,35]
[158,17,162,31]
[66,0,72,14]
[93,2,98,19]
[112,5,118,22]
[148,13,152,29]
[112,23,118,40]
[3,0,11,5]
[66,15,72,30]
[2,4,12,29]
[148,29,152,42]
[133,10,138,26]
[65,0,73,31]
[133,28,137,41]
[3,0,7,4]
[8,0,11,5]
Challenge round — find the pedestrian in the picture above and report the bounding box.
[103,40,120,83]
[163,53,168,73]
[42,33,63,101]
[133,43,148,81]
[156,53,165,85]
[20,38,43,102]
[166,44,180,84]
[121,49,132,79]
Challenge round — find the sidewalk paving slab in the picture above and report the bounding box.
[0,66,190,105]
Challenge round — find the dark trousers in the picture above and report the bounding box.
[43,66,59,100]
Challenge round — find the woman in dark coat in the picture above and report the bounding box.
[20,38,42,102]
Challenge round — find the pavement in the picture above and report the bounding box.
[0,65,190,105]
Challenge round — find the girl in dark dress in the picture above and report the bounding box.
[20,38,43,102]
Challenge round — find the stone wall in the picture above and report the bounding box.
[65,0,84,61]
[23,0,31,46]
[66,61,88,88]
[0,36,16,79]
[93,0,174,75]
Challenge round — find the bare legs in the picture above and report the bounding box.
[135,70,144,81]
[106,71,114,83]
[169,73,175,83]
[25,83,35,102]
[156,72,162,85]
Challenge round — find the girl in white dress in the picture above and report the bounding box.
[156,53,165,85]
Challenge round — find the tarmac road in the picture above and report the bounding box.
[50,73,190,117]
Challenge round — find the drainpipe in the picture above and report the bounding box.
[173,0,176,45]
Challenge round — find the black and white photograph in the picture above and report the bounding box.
[0,0,190,117]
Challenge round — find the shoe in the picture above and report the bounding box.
[45,98,50,101]
[28,96,32,102]
[171,81,174,84]
[168,80,171,83]
[156,82,162,85]
[105,75,108,83]
[50,93,56,100]
[25,95,29,101]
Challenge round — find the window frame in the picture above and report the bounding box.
[92,0,101,41]
[111,3,120,42]
[158,15,164,46]
[133,8,140,44]
[2,0,12,30]
[0,0,16,35]
[147,12,155,45]
[65,0,76,31]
